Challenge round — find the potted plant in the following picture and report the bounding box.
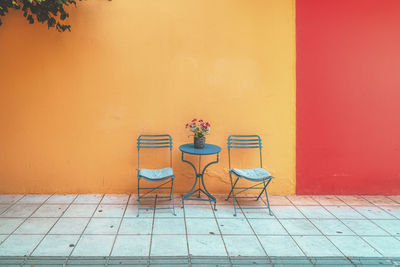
[186,119,210,148]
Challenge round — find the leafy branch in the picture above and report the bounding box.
[0,0,78,32]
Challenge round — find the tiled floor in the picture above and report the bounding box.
[0,194,400,266]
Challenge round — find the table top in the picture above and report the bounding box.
[179,143,221,155]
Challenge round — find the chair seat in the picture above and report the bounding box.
[138,168,174,180]
[231,168,272,181]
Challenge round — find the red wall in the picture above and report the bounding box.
[296,0,400,195]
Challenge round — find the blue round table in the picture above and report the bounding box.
[179,143,221,209]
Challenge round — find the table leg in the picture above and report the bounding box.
[181,152,219,210]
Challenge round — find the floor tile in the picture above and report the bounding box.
[0,235,7,243]
[324,205,364,219]
[155,205,183,217]
[279,219,321,236]
[74,194,103,204]
[310,219,355,236]
[111,235,150,256]
[236,197,266,207]
[214,195,234,205]
[14,217,58,234]
[45,194,77,204]
[184,205,214,218]
[119,218,153,235]
[267,195,292,206]
[371,220,400,236]
[188,235,227,256]
[312,196,345,206]
[0,195,24,204]
[31,204,69,217]
[32,235,79,256]
[186,218,219,235]
[127,194,138,204]
[272,206,304,219]
[217,218,253,235]
[223,235,265,256]
[0,234,43,256]
[125,204,153,218]
[387,195,400,204]
[292,236,343,257]
[362,236,400,257]
[241,206,273,218]
[72,235,115,256]
[214,205,244,218]
[153,218,185,235]
[379,205,400,219]
[287,195,319,205]
[63,204,98,217]
[258,235,304,256]
[101,194,129,204]
[0,204,10,214]
[336,195,372,206]
[18,195,51,204]
[327,236,381,257]
[341,219,389,236]
[155,195,182,206]
[362,196,398,206]
[84,218,121,234]
[0,218,25,234]
[296,206,335,219]
[150,235,187,256]
[352,206,395,219]
[94,204,126,218]
[0,204,40,217]
[248,219,287,235]
[133,197,156,206]
[49,218,90,234]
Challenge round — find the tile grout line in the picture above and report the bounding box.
[146,195,157,267]
[266,195,400,261]
[28,194,80,264]
[260,195,315,265]
[210,200,232,267]
[0,195,25,217]
[0,194,53,250]
[255,196,314,266]
[343,196,399,262]
[289,199,354,265]
[338,197,397,237]
[17,194,55,267]
[64,194,105,266]
[315,198,388,264]
[182,197,192,267]
[105,195,130,266]
[347,202,400,265]
[236,200,273,265]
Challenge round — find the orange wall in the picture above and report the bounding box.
[0,0,296,194]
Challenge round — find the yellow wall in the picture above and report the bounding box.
[0,0,296,194]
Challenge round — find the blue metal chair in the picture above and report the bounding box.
[137,134,175,216]
[226,135,275,216]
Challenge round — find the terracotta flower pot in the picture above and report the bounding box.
[194,136,205,148]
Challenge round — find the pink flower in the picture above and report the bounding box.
[192,118,197,122]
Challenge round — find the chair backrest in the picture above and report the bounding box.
[227,135,263,169]
[137,134,173,169]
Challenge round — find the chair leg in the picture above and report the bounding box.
[263,180,273,216]
[256,182,266,201]
[226,176,239,201]
[170,179,176,216]
[137,178,140,217]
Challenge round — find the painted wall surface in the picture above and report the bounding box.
[0,0,296,194]
[297,0,400,194]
